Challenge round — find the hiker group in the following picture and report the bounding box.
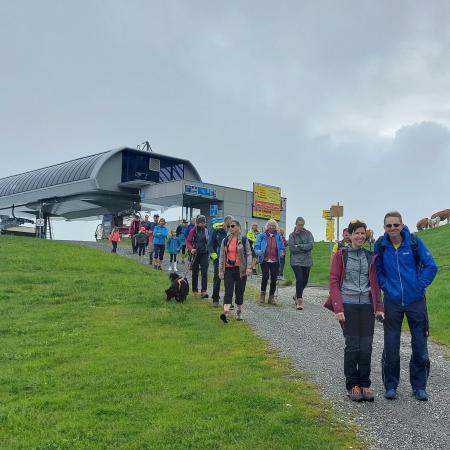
[110,209,438,403]
[327,211,437,403]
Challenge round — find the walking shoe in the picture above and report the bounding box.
[348,386,363,402]
[268,294,277,305]
[200,292,209,299]
[413,389,428,401]
[361,387,374,402]
[384,388,397,400]
[229,304,235,310]
[168,263,173,271]
[212,301,220,308]
[192,291,199,298]
[259,291,266,304]
[173,263,178,271]
[296,298,304,310]
[236,310,243,321]
[220,313,229,323]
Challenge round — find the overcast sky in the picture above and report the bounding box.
[1,1,450,241]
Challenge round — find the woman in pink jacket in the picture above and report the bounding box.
[326,220,384,402]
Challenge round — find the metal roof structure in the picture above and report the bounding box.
[0,147,202,220]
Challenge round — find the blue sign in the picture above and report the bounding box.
[210,204,218,217]
[184,184,217,199]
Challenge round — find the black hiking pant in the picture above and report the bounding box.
[224,267,246,306]
[342,303,375,391]
[260,261,279,295]
[292,265,311,299]
[191,252,209,293]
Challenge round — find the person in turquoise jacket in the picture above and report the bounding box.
[254,219,285,305]
[167,230,181,272]
[153,218,168,270]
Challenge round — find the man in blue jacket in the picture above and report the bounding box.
[374,211,437,401]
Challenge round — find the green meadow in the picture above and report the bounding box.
[0,237,359,449]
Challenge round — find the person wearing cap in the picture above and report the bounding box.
[332,228,352,254]
[208,215,234,307]
[186,215,210,298]
[128,214,141,254]
[327,219,384,402]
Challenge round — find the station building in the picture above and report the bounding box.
[0,147,286,238]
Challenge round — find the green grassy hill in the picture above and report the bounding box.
[0,237,359,449]
[283,224,450,347]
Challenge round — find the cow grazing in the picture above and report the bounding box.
[429,216,440,228]
[416,218,429,231]
[431,209,450,224]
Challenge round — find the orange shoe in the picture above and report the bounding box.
[348,386,363,402]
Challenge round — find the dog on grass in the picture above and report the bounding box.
[165,272,189,303]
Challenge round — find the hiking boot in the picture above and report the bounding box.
[168,263,173,271]
[296,298,304,310]
[259,291,266,304]
[173,262,178,271]
[200,292,209,299]
[236,310,243,321]
[192,291,199,298]
[361,387,374,402]
[220,313,229,324]
[414,389,428,401]
[384,388,397,400]
[212,301,220,308]
[268,294,277,305]
[348,386,363,402]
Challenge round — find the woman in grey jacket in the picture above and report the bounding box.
[288,217,314,310]
[218,219,252,323]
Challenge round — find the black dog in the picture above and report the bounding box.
[165,272,189,303]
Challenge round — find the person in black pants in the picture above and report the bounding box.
[288,217,314,310]
[218,219,252,323]
[328,220,384,402]
[208,215,234,307]
[186,215,209,298]
[253,219,285,305]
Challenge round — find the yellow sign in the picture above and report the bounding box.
[326,219,335,241]
[322,209,331,219]
[252,183,281,220]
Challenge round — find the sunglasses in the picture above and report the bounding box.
[385,223,401,228]
[227,224,236,228]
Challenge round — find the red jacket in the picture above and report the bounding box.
[325,248,383,314]
[109,230,121,242]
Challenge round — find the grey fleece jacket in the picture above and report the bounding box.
[288,229,314,267]
[218,235,252,277]
[340,247,371,304]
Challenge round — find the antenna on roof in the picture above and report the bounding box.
[137,141,152,152]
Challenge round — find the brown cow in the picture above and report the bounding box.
[365,229,374,244]
[431,209,450,224]
[416,218,429,231]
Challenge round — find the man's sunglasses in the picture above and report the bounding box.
[227,224,236,228]
[385,223,401,228]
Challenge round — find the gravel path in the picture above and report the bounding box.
[71,241,450,449]
[244,286,450,450]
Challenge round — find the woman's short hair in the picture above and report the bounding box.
[265,219,279,230]
[348,220,367,234]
